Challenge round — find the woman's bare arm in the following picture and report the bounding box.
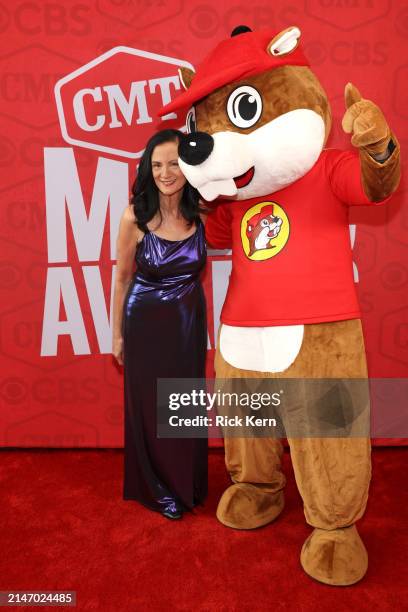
[112,205,142,365]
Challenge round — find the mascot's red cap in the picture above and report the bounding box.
[246,204,275,235]
[158,27,309,117]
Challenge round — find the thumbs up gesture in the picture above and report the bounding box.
[342,83,391,158]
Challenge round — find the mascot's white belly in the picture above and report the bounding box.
[220,324,304,373]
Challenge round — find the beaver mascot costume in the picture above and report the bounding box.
[159,25,400,585]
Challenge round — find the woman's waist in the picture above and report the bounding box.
[125,272,203,304]
[133,270,201,286]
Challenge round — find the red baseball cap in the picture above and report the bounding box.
[246,204,275,235]
[158,27,309,117]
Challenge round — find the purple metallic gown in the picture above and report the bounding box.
[122,220,208,512]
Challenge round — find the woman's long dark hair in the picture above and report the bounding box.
[130,129,203,233]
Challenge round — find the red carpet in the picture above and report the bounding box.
[1,448,407,611]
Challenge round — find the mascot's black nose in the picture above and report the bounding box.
[179,132,214,166]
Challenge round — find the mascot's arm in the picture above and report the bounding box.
[204,202,232,250]
[341,83,400,202]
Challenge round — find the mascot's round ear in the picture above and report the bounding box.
[267,26,301,57]
[178,67,195,91]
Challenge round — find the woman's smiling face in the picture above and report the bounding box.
[151,140,186,196]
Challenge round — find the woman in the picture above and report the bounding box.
[112,129,208,520]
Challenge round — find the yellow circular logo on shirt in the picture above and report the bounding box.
[241,201,290,261]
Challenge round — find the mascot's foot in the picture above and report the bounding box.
[300,525,368,586]
[216,483,284,530]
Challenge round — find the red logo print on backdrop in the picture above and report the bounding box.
[55,47,193,158]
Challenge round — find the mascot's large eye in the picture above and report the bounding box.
[261,219,269,227]
[186,107,196,134]
[226,86,262,129]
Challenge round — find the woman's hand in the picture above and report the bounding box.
[113,336,124,365]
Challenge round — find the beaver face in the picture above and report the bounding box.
[247,211,283,256]
[178,64,332,201]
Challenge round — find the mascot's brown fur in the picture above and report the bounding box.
[159,25,400,586]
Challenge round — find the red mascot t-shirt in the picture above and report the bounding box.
[205,149,389,326]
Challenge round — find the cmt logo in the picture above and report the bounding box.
[54,46,193,158]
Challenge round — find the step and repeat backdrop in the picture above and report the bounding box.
[0,0,407,446]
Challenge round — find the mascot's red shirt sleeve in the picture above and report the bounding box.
[205,149,391,327]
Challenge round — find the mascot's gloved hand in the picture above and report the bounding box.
[342,83,392,160]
